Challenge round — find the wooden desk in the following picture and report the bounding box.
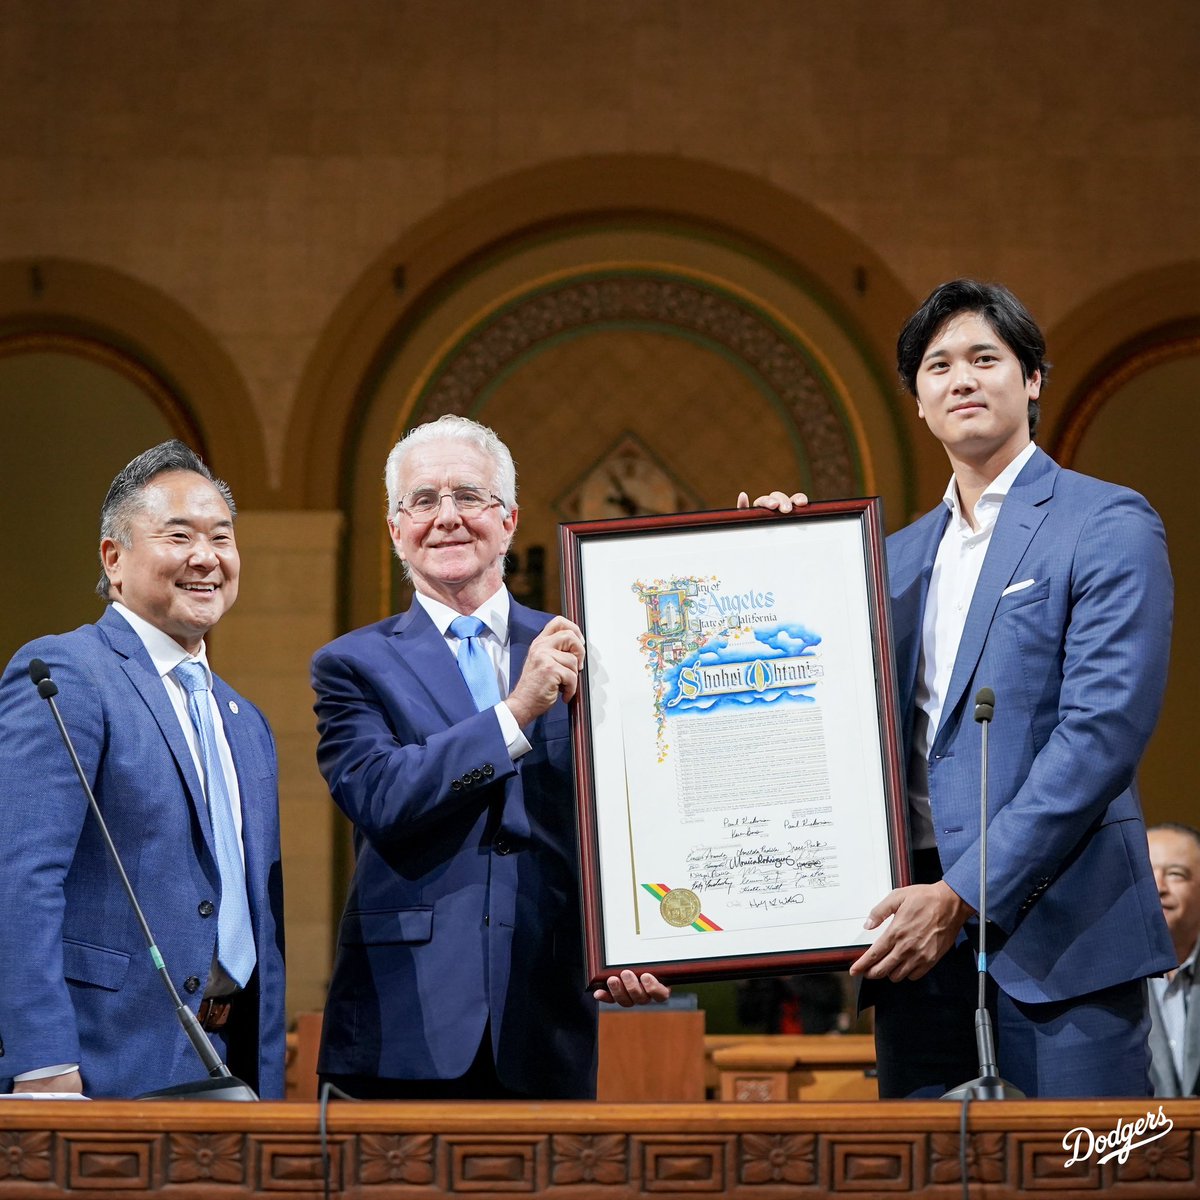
[712,1034,877,1101]
[596,1008,706,1101]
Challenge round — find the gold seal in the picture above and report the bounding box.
[660,887,702,928]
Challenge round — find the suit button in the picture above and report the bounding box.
[183,976,201,994]
[451,779,462,791]
[471,768,483,781]
[482,764,494,777]
[494,837,511,855]
[198,900,215,917]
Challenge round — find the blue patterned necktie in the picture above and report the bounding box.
[449,615,502,710]
[172,660,256,988]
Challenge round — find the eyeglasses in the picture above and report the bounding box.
[397,486,505,521]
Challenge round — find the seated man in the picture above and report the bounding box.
[1147,823,1200,1097]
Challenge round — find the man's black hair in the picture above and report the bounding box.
[896,278,1050,438]
[97,440,235,599]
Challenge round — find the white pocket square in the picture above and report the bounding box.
[1002,578,1036,596]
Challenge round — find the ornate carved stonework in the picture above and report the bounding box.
[416,275,858,499]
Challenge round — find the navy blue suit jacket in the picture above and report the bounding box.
[887,447,1176,1003]
[0,606,286,1097]
[313,596,596,1098]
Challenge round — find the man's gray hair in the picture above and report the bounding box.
[97,440,236,599]
[384,414,517,517]
[1149,822,1200,852]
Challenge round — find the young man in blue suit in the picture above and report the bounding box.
[0,441,286,1098]
[745,279,1175,1097]
[314,415,668,1100]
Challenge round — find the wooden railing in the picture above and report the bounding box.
[0,1096,1195,1197]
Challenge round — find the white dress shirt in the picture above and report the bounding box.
[907,442,1037,850]
[414,587,532,759]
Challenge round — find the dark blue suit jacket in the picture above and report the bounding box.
[887,447,1176,1003]
[312,596,596,1098]
[0,606,286,1097]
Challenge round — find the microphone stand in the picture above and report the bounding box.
[29,660,257,1101]
[942,686,1024,1101]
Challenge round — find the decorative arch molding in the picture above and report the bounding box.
[414,270,859,499]
[286,155,919,512]
[1051,320,1200,467]
[0,329,203,450]
[1044,261,1200,463]
[0,258,266,500]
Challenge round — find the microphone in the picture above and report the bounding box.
[942,685,1024,1101]
[26,658,257,1101]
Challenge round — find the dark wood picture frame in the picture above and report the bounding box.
[560,500,909,987]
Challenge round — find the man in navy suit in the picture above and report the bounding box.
[746,280,1175,1097]
[0,441,285,1098]
[314,415,668,1100]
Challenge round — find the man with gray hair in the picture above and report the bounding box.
[314,414,668,1100]
[0,440,285,1098]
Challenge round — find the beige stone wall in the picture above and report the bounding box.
[210,510,343,1015]
[1,1,1195,496]
[1,1,1196,1022]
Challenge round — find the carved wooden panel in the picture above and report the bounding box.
[0,1099,1198,1198]
[637,1136,728,1192]
[826,1136,922,1192]
[445,1136,541,1192]
[168,1133,246,1184]
[65,1134,157,1191]
[256,1135,344,1191]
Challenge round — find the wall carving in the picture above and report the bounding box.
[415,275,859,500]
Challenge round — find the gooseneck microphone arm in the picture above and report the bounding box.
[942,685,1024,1101]
[971,687,999,1080]
[27,658,235,1086]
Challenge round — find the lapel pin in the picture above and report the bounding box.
[228,700,239,715]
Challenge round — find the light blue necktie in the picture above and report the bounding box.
[172,661,256,988]
[450,615,502,710]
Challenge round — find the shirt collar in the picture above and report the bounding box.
[415,586,511,645]
[1180,936,1200,977]
[111,602,211,683]
[941,441,1037,528]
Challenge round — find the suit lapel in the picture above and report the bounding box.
[508,596,540,689]
[934,449,1055,748]
[891,507,950,720]
[387,603,479,724]
[98,607,216,850]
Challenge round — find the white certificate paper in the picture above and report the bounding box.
[562,502,907,984]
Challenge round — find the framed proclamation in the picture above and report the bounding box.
[559,500,909,987]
